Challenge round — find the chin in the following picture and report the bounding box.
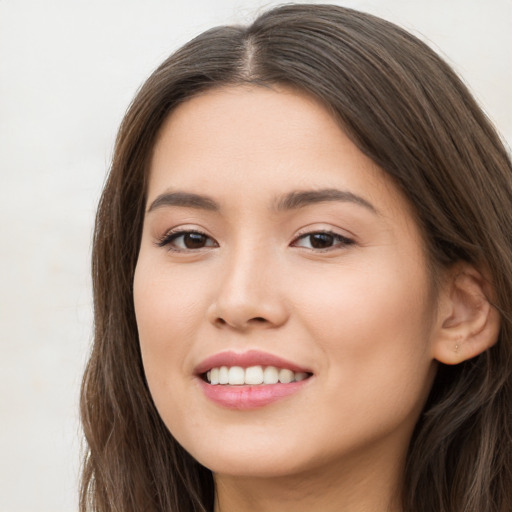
[196,450,313,479]
[176,427,318,478]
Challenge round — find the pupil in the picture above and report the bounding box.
[185,233,206,249]
[310,233,333,249]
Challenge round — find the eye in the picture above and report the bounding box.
[157,230,218,251]
[292,231,355,250]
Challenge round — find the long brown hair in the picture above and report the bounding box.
[80,4,512,511]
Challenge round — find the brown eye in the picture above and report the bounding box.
[293,231,355,250]
[182,232,209,249]
[157,230,218,251]
[309,233,335,249]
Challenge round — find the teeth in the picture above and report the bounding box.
[205,365,310,385]
[219,366,229,384]
[228,366,245,385]
[278,368,294,384]
[263,366,279,384]
[245,365,264,385]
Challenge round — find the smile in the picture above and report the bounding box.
[196,350,313,409]
[205,365,310,385]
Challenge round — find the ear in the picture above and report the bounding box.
[433,263,500,365]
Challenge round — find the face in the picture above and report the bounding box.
[133,85,439,479]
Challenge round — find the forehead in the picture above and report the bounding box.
[148,85,413,223]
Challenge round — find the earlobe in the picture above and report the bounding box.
[433,264,500,365]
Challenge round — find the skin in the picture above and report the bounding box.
[133,85,448,512]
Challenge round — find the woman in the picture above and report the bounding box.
[80,4,512,511]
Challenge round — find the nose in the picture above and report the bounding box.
[207,246,289,331]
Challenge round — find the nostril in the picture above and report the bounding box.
[213,316,268,329]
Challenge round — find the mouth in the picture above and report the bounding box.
[195,350,313,409]
[203,365,311,385]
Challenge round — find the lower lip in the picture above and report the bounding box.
[198,378,310,410]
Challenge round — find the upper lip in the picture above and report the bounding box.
[194,350,312,375]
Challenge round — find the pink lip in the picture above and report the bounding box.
[194,350,313,410]
[194,350,311,375]
[198,379,310,410]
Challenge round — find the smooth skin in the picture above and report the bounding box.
[133,85,499,512]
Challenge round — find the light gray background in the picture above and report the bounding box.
[0,1,510,510]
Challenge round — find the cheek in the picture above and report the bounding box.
[291,255,435,407]
[133,257,205,389]
[133,258,215,442]
[134,252,207,331]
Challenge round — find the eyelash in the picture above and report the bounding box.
[293,230,355,251]
[156,229,218,251]
[156,229,355,253]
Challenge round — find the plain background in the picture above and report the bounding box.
[0,1,510,510]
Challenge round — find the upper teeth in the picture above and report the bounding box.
[206,366,309,385]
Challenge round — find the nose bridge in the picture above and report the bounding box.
[208,234,287,329]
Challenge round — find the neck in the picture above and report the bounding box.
[213,448,404,512]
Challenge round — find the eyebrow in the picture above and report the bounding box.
[147,191,219,212]
[147,188,378,215]
[273,188,378,214]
